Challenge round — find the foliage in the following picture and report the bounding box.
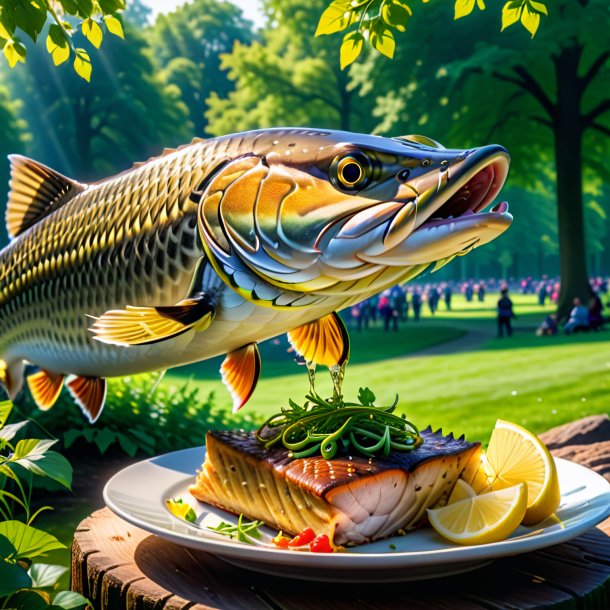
[0,401,89,609]
[316,0,550,69]
[0,0,125,80]
[148,0,254,135]
[5,23,192,179]
[18,373,258,458]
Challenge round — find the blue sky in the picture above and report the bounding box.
[142,0,264,26]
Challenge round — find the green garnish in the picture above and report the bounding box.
[207,514,264,544]
[256,385,421,460]
[165,497,197,523]
[389,543,397,550]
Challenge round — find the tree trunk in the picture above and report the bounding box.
[553,45,591,320]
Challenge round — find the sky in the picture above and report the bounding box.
[142,0,265,26]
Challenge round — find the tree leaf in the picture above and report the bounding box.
[370,25,395,59]
[51,590,91,609]
[0,561,32,598]
[0,401,12,429]
[340,31,363,70]
[501,1,522,31]
[0,521,65,560]
[117,433,138,457]
[104,15,124,39]
[315,0,353,36]
[8,589,49,610]
[0,20,13,41]
[82,18,103,49]
[520,5,540,37]
[382,2,412,32]
[454,0,476,20]
[528,0,548,16]
[73,48,92,82]
[62,429,82,449]
[98,0,126,13]
[94,427,116,453]
[46,24,70,66]
[10,440,72,489]
[3,40,26,68]
[28,562,68,588]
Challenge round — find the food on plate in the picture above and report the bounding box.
[427,482,528,545]
[189,427,480,546]
[460,419,560,525]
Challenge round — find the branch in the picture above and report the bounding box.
[585,99,610,125]
[580,51,610,93]
[530,115,553,128]
[590,122,610,137]
[491,69,556,121]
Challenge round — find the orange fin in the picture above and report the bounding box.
[0,359,25,400]
[288,312,350,368]
[90,292,215,346]
[66,376,107,424]
[220,343,261,412]
[26,370,65,411]
[6,155,86,238]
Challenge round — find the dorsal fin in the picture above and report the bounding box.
[123,137,207,175]
[6,155,86,238]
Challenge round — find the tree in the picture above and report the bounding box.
[206,0,376,135]
[148,0,254,135]
[0,83,28,247]
[7,24,192,180]
[0,0,125,80]
[343,0,610,317]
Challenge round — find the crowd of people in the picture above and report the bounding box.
[345,275,609,336]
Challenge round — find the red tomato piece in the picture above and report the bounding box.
[309,534,334,553]
[288,527,316,547]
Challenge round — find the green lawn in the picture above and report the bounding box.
[164,292,610,445]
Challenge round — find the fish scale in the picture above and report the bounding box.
[0,128,510,420]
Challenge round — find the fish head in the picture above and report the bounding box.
[198,129,510,304]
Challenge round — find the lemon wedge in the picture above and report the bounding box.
[428,482,527,545]
[485,419,560,525]
[448,479,476,504]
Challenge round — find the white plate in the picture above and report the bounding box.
[104,447,610,582]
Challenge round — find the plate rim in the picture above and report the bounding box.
[103,445,610,568]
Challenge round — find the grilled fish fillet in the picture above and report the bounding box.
[189,428,480,546]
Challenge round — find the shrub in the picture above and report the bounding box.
[17,373,259,457]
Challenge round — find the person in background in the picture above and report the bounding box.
[379,290,398,332]
[428,285,439,314]
[537,282,547,306]
[391,285,405,321]
[497,286,515,338]
[536,314,558,336]
[564,297,589,334]
[478,281,486,302]
[588,289,604,331]
[443,283,452,310]
[465,282,474,302]
[368,294,379,323]
[411,289,422,322]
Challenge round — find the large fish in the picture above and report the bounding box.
[0,129,510,422]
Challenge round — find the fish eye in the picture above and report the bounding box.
[331,153,371,190]
[421,159,431,167]
[397,168,411,182]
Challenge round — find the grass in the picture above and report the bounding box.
[164,292,610,444]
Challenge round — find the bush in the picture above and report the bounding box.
[16,373,260,458]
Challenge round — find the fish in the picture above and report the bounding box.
[189,428,481,546]
[0,129,511,421]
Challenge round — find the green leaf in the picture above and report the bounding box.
[529,0,548,15]
[104,15,124,39]
[340,31,363,70]
[315,0,353,36]
[0,20,13,41]
[0,400,13,428]
[0,562,32,598]
[98,0,126,13]
[13,438,57,459]
[9,589,49,610]
[382,2,412,32]
[0,420,28,447]
[520,5,540,36]
[46,24,70,66]
[51,590,91,609]
[454,0,476,20]
[94,428,116,453]
[0,521,65,560]
[62,429,82,449]
[3,39,26,68]
[501,1,522,31]
[28,562,68,588]
[0,533,15,558]
[73,48,92,82]
[82,18,103,49]
[117,433,138,457]
[370,25,395,59]
[358,387,376,406]
[9,440,72,489]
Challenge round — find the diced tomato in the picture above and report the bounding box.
[272,532,290,548]
[288,527,316,547]
[309,534,334,553]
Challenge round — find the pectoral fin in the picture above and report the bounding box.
[27,370,65,411]
[220,343,261,412]
[66,375,107,423]
[90,292,215,347]
[287,312,350,367]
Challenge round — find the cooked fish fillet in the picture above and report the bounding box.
[189,427,480,546]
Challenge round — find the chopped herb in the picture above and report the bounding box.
[256,385,421,460]
[389,543,397,550]
[207,513,264,544]
[165,497,197,523]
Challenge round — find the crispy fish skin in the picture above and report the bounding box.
[189,428,481,546]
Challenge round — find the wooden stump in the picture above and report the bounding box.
[72,416,610,610]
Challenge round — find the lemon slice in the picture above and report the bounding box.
[448,479,476,504]
[486,419,560,525]
[428,482,527,545]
